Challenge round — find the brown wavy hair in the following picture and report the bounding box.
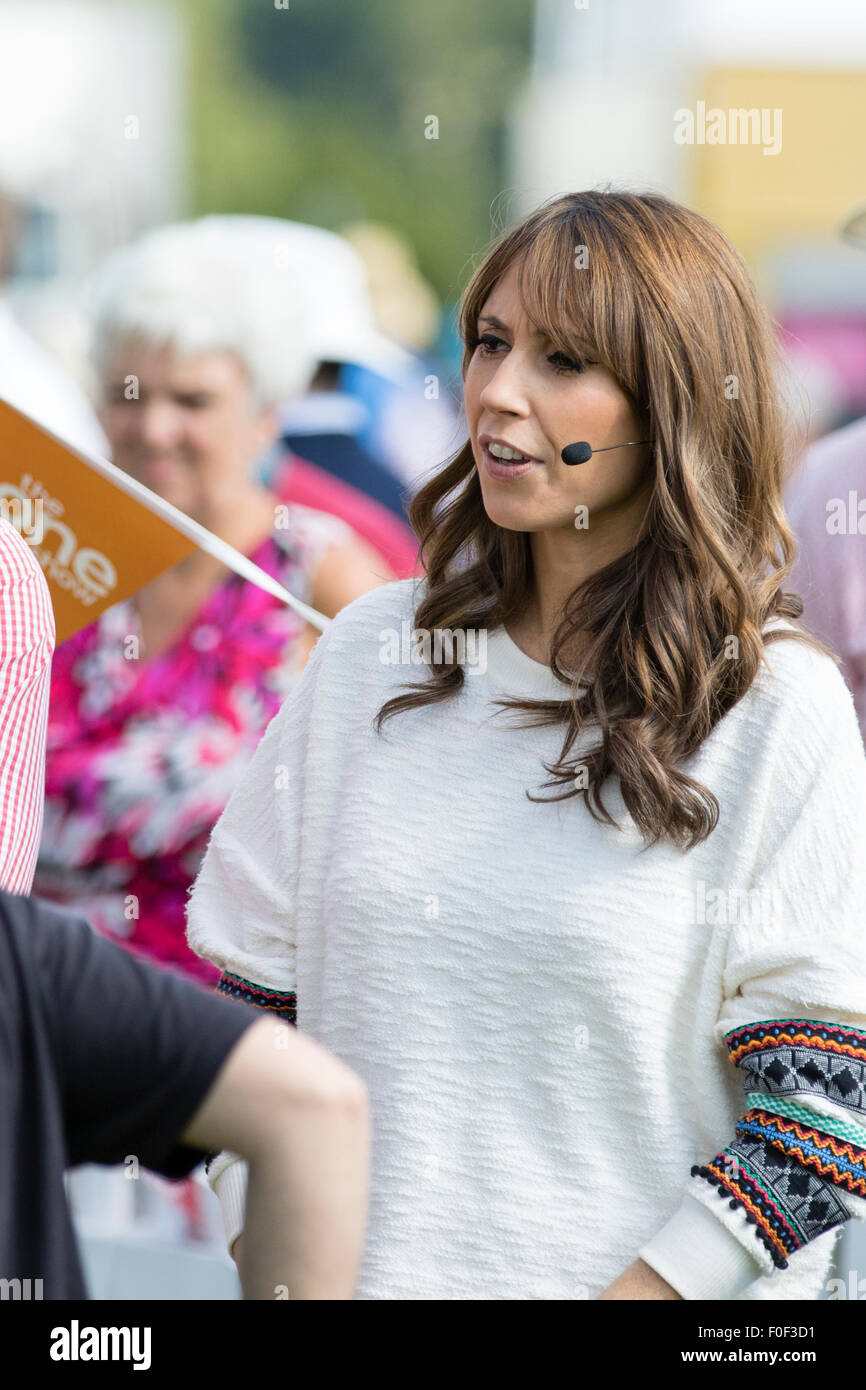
[375,189,835,852]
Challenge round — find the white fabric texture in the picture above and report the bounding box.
[186,576,866,1300]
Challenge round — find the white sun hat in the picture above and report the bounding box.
[197,214,416,384]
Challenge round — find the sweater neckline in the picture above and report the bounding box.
[484,624,589,699]
[479,611,796,698]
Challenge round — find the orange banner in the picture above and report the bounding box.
[0,396,328,644]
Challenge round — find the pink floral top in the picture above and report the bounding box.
[33,503,356,984]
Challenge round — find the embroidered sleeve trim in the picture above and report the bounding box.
[744,1091,866,1148]
[688,1017,866,1267]
[724,1018,866,1066]
[216,970,297,1025]
[736,1108,866,1199]
[724,1017,866,1117]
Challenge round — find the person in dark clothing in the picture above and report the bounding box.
[0,890,369,1300]
[280,362,414,522]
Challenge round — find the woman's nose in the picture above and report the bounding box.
[478,350,532,417]
[134,399,185,449]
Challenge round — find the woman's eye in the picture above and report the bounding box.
[469,333,591,376]
[547,351,588,375]
[469,332,506,357]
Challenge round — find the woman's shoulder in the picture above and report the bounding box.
[756,617,843,697]
[295,575,426,693]
[325,575,425,644]
[686,618,864,820]
[743,616,860,747]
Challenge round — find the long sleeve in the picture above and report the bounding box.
[640,641,866,1299]
[0,517,55,893]
[185,607,342,1250]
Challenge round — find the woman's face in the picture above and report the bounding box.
[98,342,279,519]
[464,259,652,538]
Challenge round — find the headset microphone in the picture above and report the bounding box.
[561,439,652,466]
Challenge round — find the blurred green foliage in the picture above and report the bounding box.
[176,0,533,303]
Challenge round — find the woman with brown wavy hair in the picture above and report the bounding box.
[187,190,866,1301]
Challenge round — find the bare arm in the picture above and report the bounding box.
[598,1258,683,1300]
[181,1015,370,1300]
[297,538,397,666]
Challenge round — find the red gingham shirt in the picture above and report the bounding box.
[0,517,55,893]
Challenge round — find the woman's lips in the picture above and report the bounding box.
[480,442,544,481]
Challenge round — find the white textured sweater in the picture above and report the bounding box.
[186,577,866,1300]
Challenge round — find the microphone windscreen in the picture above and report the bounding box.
[561,441,592,466]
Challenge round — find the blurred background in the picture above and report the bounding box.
[4,0,866,437]
[1,0,864,1300]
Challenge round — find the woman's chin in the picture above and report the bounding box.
[479,492,557,533]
